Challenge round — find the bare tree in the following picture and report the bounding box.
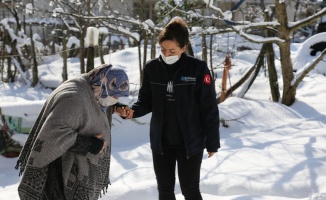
[233,1,326,105]
[3,4,29,80]
[49,0,98,74]
[2,0,325,106]
[173,0,326,106]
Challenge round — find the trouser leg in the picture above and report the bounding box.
[177,150,203,200]
[152,148,177,200]
[42,157,66,200]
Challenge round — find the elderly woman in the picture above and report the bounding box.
[16,64,129,200]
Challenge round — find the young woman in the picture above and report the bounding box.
[122,17,220,200]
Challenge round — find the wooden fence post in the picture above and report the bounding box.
[220,54,231,103]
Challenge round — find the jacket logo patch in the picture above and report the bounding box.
[167,81,173,93]
[181,76,196,82]
[204,74,211,85]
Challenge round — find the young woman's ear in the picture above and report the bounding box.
[181,45,187,53]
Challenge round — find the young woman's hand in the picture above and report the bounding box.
[124,107,134,119]
[207,152,216,158]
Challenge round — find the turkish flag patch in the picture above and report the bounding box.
[203,74,211,85]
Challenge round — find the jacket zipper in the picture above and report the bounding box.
[172,62,191,159]
[158,61,170,156]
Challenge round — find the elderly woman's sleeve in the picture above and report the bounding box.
[68,135,104,155]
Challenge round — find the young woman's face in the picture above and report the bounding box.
[160,40,187,57]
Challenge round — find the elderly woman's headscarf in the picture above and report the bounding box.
[88,64,129,112]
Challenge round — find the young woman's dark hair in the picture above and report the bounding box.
[158,17,190,48]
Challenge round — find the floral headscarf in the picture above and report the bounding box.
[88,64,129,111]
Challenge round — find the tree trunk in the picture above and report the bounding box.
[263,6,280,102]
[292,0,300,42]
[51,35,56,54]
[86,46,95,72]
[3,30,12,82]
[266,42,280,102]
[209,34,215,84]
[138,42,143,84]
[6,5,26,73]
[275,1,295,106]
[10,39,19,82]
[62,30,68,81]
[108,34,112,55]
[6,6,21,32]
[30,24,38,87]
[99,34,105,64]
[237,43,267,98]
[220,55,231,103]
[0,35,4,81]
[151,31,156,59]
[143,33,148,71]
[7,56,12,82]
[80,30,85,74]
[201,34,207,63]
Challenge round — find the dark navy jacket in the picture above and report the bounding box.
[131,53,220,157]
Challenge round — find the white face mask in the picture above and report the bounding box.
[160,52,180,65]
[98,95,119,106]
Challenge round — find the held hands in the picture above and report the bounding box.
[114,106,134,119]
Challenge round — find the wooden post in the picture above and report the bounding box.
[99,34,105,65]
[220,54,231,103]
[86,27,99,72]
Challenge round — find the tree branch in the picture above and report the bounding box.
[293,48,326,89]
[232,25,284,44]
[289,8,326,32]
[220,112,250,128]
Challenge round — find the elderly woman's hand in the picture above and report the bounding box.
[95,133,107,154]
[115,106,134,119]
[115,106,127,116]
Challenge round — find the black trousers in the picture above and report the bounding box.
[152,147,203,200]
